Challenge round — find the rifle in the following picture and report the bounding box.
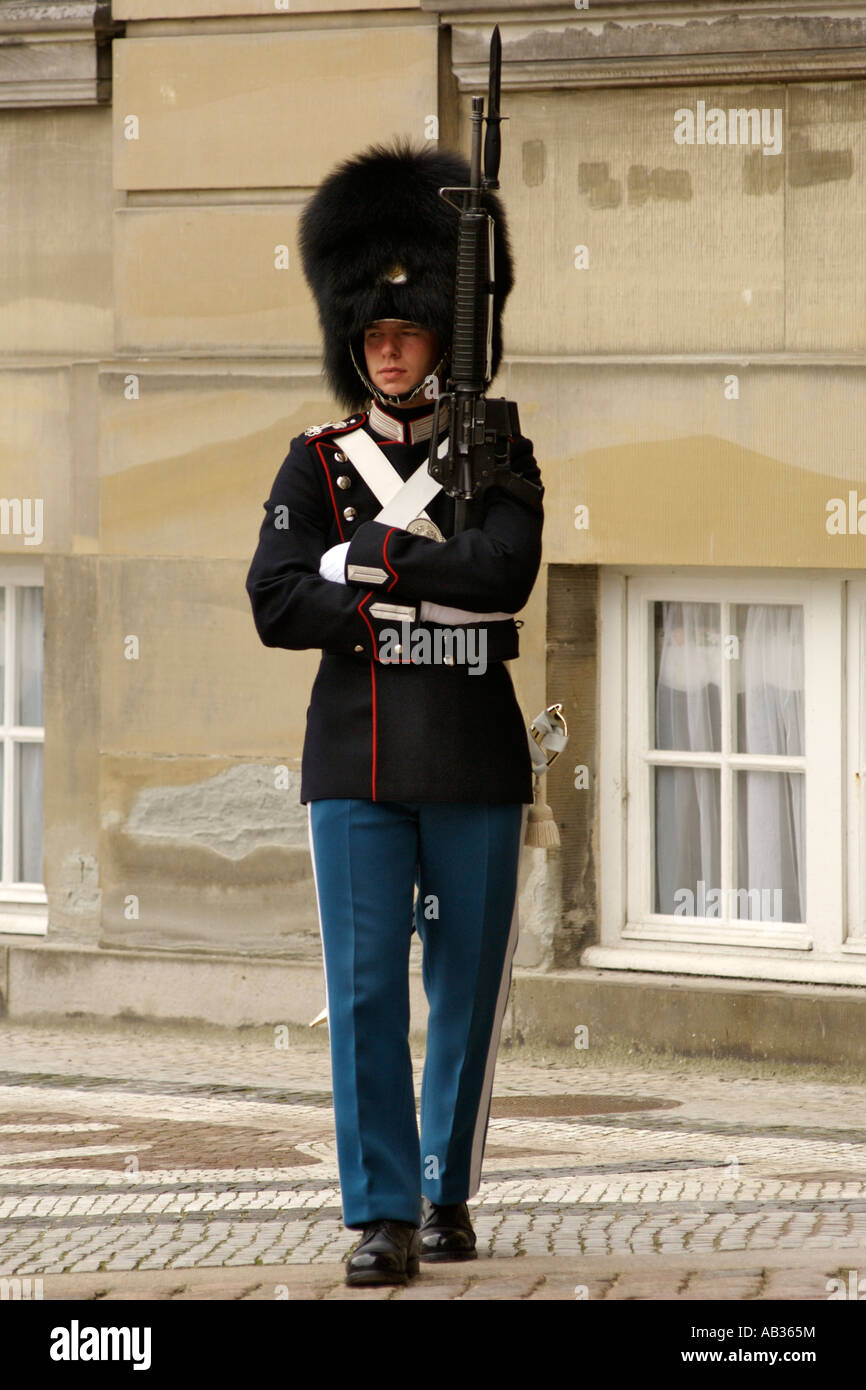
[427,25,542,534]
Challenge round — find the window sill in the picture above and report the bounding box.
[622,921,812,951]
[583,942,866,988]
[0,907,47,936]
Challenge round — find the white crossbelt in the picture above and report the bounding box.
[332,427,512,625]
[333,429,447,530]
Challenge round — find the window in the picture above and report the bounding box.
[651,598,805,928]
[593,569,855,985]
[0,567,45,933]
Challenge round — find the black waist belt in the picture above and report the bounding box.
[421,618,520,664]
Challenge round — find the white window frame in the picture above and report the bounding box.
[587,566,866,987]
[0,559,46,935]
[845,577,866,955]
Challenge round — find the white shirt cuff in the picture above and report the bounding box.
[318,541,350,584]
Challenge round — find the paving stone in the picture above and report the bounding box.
[2,1019,866,1299]
[392,1279,474,1300]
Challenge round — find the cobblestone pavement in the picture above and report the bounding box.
[1,1018,865,1301]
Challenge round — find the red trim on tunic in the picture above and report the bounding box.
[315,442,345,540]
[382,526,399,592]
[357,592,379,800]
[357,591,376,646]
[369,659,378,800]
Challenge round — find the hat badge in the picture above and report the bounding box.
[383,264,408,285]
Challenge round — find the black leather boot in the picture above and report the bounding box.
[344,1219,421,1286]
[418,1197,478,1262]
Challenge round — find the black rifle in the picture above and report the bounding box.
[427,25,542,534]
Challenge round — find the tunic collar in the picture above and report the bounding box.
[368,397,450,445]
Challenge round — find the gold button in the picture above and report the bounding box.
[337,475,352,490]
[334,452,346,464]
[354,644,363,653]
[343,506,357,521]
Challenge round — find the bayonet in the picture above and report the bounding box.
[428,26,541,533]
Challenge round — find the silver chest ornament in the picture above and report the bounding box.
[407,516,445,542]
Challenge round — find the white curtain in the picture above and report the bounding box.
[13,588,44,885]
[17,742,43,884]
[16,587,43,726]
[654,601,805,924]
[735,604,805,922]
[654,603,721,914]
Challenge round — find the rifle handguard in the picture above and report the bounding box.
[452,212,494,390]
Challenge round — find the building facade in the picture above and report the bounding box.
[2,0,866,1048]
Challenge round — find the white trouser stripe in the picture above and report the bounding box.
[467,804,528,1196]
[306,806,330,1018]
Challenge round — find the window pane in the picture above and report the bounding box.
[654,766,721,914]
[16,587,43,727]
[736,770,805,923]
[16,742,43,884]
[654,601,721,752]
[734,604,804,756]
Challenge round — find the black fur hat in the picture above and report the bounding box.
[298,140,514,410]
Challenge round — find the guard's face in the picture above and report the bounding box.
[363,321,439,398]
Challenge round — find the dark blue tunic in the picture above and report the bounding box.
[245,400,544,804]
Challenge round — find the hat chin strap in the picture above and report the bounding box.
[349,341,449,409]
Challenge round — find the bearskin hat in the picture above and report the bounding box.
[298,140,514,411]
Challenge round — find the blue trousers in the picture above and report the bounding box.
[308,799,525,1229]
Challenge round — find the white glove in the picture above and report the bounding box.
[419,599,513,625]
[318,542,350,584]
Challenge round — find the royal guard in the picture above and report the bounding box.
[246,137,544,1286]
